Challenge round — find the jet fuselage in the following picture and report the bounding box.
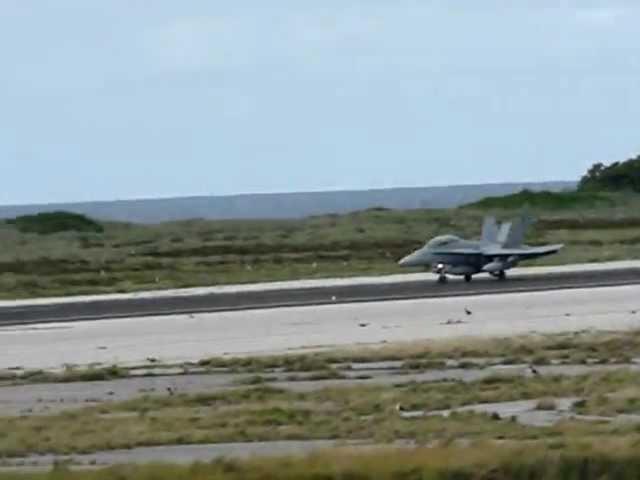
[397,216,563,282]
[398,236,493,275]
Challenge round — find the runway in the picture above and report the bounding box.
[1,260,640,326]
[3,283,640,371]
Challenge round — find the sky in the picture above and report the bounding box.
[2,1,640,205]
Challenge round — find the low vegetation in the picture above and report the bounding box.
[6,211,103,235]
[6,445,640,480]
[3,332,640,476]
[535,398,558,411]
[462,188,617,210]
[0,365,128,385]
[579,154,640,192]
[2,443,640,480]
[198,329,640,373]
[1,191,640,298]
[4,329,640,387]
[2,369,640,458]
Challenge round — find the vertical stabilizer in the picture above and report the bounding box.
[481,216,498,244]
[502,212,535,248]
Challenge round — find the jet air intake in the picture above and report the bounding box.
[482,256,519,273]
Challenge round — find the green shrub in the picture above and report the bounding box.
[463,189,615,210]
[7,211,104,234]
[579,155,640,192]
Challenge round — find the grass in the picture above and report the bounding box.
[2,192,640,298]
[0,365,129,386]
[3,370,640,458]
[574,388,640,417]
[1,331,638,462]
[6,444,640,479]
[198,329,640,374]
[536,398,558,411]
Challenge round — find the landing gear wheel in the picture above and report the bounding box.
[437,274,448,284]
[464,274,472,283]
[497,270,506,281]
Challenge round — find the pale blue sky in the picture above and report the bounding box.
[2,1,640,205]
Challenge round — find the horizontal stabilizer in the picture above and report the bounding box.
[483,244,564,257]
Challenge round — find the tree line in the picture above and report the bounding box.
[579,153,640,192]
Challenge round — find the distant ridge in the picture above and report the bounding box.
[0,181,576,224]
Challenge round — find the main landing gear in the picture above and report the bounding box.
[436,271,505,284]
[490,270,507,281]
[438,274,473,283]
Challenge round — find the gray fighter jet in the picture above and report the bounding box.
[397,213,563,283]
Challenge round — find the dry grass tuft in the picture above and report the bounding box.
[535,398,558,411]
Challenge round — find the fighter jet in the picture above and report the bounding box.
[397,213,563,283]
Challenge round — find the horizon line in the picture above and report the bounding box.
[0,179,578,208]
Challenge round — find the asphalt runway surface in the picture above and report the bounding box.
[4,283,640,371]
[2,264,640,327]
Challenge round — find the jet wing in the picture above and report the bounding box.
[482,244,564,259]
[429,248,483,255]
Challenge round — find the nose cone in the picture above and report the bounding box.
[398,250,427,267]
[398,255,412,267]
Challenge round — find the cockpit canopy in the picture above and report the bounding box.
[425,234,461,249]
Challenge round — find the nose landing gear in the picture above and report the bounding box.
[434,263,448,284]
